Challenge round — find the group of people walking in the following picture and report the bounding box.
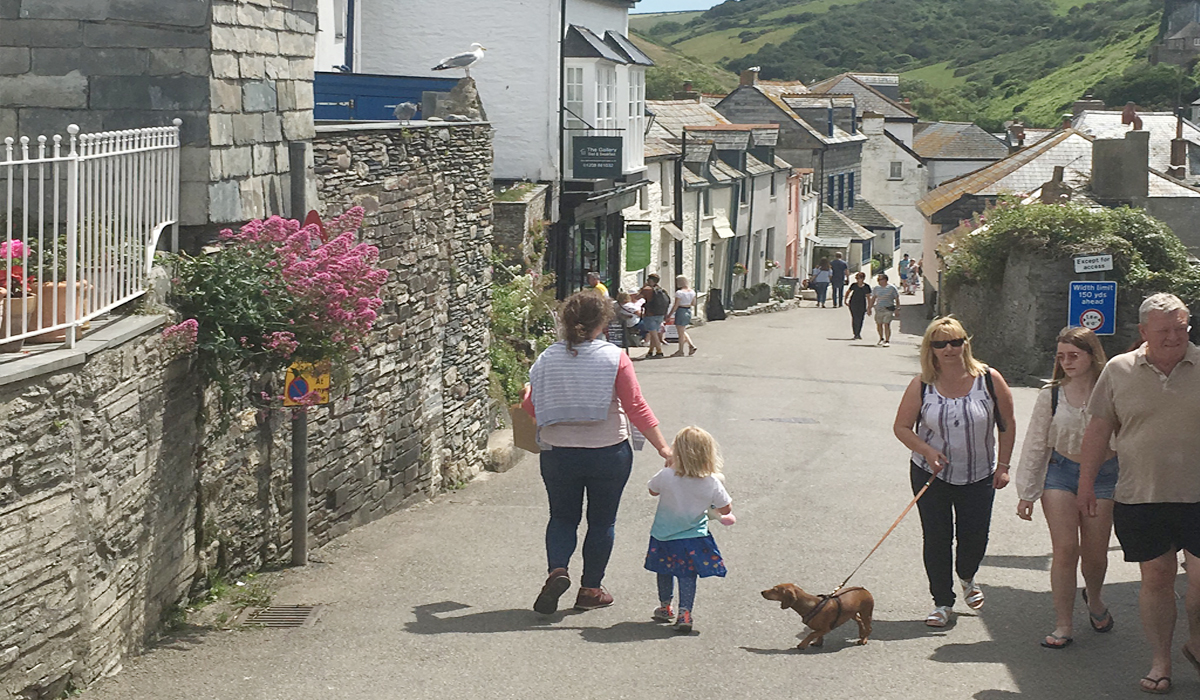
[612,273,699,359]
[521,281,1200,694]
[894,293,1200,695]
[809,255,904,346]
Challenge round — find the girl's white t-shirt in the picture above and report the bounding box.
[648,468,731,541]
[675,288,696,307]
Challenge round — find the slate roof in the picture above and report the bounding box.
[744,153,776,175]
[913,122,1009,160]
[847,197,903,229]
[719,82,866,146]
[917,129,1093,217]
[646,99,730,138]
[563,25,628,63]
[643,135,679,159]
[814,204,875,244]
[604,31,654,67]
[1148,168,1200,197]
[808,73,917,120]
[1072,110,1200,174]
[1168,20,1200,40]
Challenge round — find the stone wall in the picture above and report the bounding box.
[493,183,550,268]
[0,121,494,697]
[943,249,1141,385]
[0,0,317,230]
[207,0,316,225]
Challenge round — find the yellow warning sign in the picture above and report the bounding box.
[283,361,331,406]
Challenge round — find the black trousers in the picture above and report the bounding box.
[910,463,995,608]
[849,304,866,337]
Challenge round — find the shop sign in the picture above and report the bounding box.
[625,222,652,271]
[573,136,623,178]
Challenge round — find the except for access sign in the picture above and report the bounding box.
[1073,254,1114,273]
[1068,281,1117,335]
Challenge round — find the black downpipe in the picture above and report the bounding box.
[555,0,568,298]
[344,0,355,70]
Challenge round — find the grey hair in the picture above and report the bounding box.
[1139,293,1189,324]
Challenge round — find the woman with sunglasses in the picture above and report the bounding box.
[1014,327,1117,649]
[893,317,1016,628]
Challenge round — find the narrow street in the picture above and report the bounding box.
[84,295,1181,699]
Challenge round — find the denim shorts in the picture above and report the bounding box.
[642,315,664,332]
[674,307,692,327]
[1044,450,1118,499]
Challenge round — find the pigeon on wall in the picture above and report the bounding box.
[432,43,487,78]
[393,101,418,123]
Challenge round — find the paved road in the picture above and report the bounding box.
[84,296,1191,699]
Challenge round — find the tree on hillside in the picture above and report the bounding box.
[1092,63,1199,111]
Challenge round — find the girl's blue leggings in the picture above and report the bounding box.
[657,573,698,611]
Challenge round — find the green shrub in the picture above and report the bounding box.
[489,262,557,406]
[943,201,1200,306]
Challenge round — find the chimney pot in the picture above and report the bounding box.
[739,69,757,87]
[683,81,693,92]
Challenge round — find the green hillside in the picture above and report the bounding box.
[631,34,740,99]
[633,0,1173,129]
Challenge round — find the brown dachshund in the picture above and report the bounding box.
[761,583,874,650]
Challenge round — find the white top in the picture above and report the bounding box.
[912,374,997,485]
[1013,385,1106,502]
[675,289,696,307]
[648,468,731,541]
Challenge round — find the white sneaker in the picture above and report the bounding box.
[882,341,890,347]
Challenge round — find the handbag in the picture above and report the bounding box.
[509,404,541,454]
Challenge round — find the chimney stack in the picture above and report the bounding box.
[1061,113,1073,130]
[1006,122,1025,153]
[739,68,759,87]
[672,80,702,101]
[1170,111,1188,179]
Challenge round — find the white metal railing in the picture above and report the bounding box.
[0,120,180,350]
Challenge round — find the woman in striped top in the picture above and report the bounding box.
[893,317,1016,629]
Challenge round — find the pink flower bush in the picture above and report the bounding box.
[162,318,199,357]
[170,207,388,414]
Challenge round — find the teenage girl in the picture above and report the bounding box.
[645,426,734,633]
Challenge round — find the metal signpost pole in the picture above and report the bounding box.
[292,407,308,566]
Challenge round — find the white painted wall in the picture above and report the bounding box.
[566,0,629,35]
[355,0,559,181]
[883,120,914,147]
[315,0,347,71]
[860,118,926,258]
[927,159,995,189]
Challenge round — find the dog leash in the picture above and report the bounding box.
[831,472,935,595]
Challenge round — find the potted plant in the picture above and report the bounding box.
[732,287,753,310]
[0,239,37,351]
[28,233,87,343]
[731,261,748,277]
[765,259,781,273]
[754,282,771,304]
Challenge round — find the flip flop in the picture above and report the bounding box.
[1184,645,1200,680]
[1082,590,1115,633]
[1040,633,1073,649]
[1139,676,1171,694]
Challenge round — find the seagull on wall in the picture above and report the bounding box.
[432,43,487,78]
[393,101,418,123]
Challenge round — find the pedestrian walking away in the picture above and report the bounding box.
[1014,327,1117,649]
[667,275,699,357]
[893,317,1016,629]
[645,426,734,634]
[898,254,913,294]
[810,258,833,308]
[830,252,849,308]
[523,291,673,615]
[640,273,671,359]
[1077,293,1200,695]
[868,274,900,346]
[845,271,870,340]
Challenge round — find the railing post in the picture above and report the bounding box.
[64,125,79,349]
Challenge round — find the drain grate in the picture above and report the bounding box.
[235,605,323,628]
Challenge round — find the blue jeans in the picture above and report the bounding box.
[540,441,633,588]
[832,280,845,307]
[812,281,829,305]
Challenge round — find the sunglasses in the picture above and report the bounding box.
[930,337,966,349]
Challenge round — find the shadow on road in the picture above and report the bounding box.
[406,602,690,643]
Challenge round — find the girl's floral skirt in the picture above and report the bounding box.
[644,535,727,578]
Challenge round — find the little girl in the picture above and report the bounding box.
[645,426,734,633]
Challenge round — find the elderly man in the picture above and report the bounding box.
[1078,293,1200,695]
[585,272,608,298]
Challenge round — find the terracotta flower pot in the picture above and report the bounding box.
[0,289,38,352]
[30,280,88,343]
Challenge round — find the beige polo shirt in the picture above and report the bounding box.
[1089,343,1200,504]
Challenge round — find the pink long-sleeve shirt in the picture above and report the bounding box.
[522,351,657,448]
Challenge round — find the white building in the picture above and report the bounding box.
[859,113,925,258]
[316,0,654,296]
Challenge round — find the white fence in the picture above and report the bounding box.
[0,121,181,350]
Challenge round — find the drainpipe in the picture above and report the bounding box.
[344,0,355,70]
[555,0,568,298]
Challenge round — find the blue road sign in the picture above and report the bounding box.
[1068,281,1117,335]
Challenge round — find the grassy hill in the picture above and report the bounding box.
[633,0,1170,129]
[632,34,741,99]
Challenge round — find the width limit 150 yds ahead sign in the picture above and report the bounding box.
[1068,281,1117,335]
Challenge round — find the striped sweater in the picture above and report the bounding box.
[529,340,621,427]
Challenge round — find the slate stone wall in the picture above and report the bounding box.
[0,121,494,698]
[0,0,317,229]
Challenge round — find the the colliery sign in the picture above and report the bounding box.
[572,136,622,178]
